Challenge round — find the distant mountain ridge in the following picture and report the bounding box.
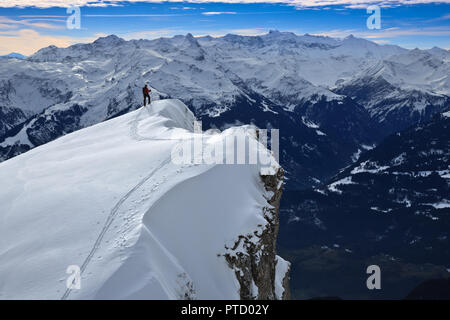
[1,52,26,60]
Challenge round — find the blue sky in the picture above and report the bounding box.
[0,1,449,55]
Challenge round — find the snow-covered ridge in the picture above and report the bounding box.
[0,99,289,300]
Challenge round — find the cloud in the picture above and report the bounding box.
[228,28,268,35]
[0,23,18,29]
[170,6,198,10]
[83,14,184,17]
[0,28,98,55]
[371,39,391,44]
[119,29,181,40]
[315,26,450,39]
[1,0,448,9]
[19,15,68,18]
[427,13,450,22]
[0,16,65,30]
[363,27,450,38]
[313,29,357,38]
[201,12,237,15]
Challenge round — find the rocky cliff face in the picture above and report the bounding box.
[224,166,290,300]
[0,106,26,137]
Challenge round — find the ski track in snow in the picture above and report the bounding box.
[62,102,184,300]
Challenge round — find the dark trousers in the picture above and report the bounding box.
[144,94,151,106]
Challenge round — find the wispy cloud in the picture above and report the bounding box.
[201,12,237,15]
[83,14,184,17]
[120,29,181,40]
[0,16,65,30]
[0,29,98,55]
[18,15,68,18]
[371,39,391,44]
[315,26,450,39]
[363,27,450,38]
[170,6,198,10]
[427,13,450,22]
[192,28,269,37]
[227,28,268,35]
[1,1,448,9]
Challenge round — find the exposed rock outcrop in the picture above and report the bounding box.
[224,166,290,300]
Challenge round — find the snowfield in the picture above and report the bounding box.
[0,99,288,300]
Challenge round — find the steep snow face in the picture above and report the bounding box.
[0,99,289,300]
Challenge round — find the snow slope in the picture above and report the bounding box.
[0,99,288,300]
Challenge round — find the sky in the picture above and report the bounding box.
[0,0,449,55]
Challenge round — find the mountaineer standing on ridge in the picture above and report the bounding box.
[143,84,151,106]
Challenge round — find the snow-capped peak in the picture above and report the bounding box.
[93,34,125,46]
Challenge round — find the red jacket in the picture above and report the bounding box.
[143,87,150,95]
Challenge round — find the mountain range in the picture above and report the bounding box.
[0,31,449,299]
[1,31,449,189]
